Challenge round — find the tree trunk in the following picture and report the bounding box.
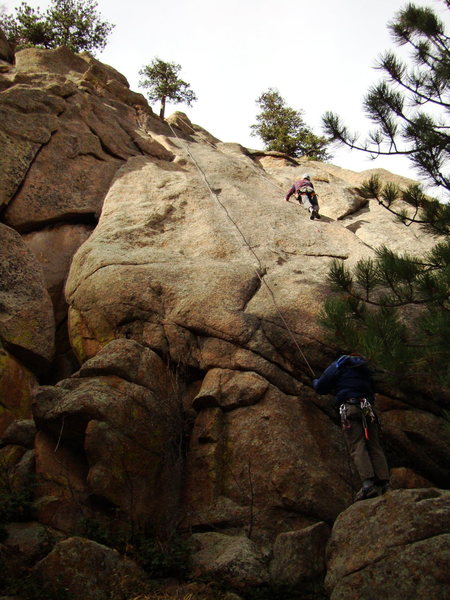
[159,97,166,120]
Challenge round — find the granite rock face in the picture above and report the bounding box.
[0,47,448,598]
[34,537,150,600]
[0,224,53,433]
[189,532,270,589]
[325,489,450,600]
[32,339,181,532]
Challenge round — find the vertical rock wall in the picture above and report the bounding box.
[0,45,448,599]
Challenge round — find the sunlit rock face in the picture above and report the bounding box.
[0,46,448,598]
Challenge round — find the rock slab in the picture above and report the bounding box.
[325,489,450,600]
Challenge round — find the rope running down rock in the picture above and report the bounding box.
[167,121,316,378]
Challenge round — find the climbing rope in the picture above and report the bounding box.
[175,115,321,225]
[167,121,316,378]
[175,115,289,196]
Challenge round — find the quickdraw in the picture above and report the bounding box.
[339,403,351,430]
[360,398,376,440]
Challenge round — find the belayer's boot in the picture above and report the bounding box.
[354,478,380,501]
[379,480,391,494]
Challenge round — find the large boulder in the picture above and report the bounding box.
[269,522,331,586]
[183,381,352,539]
[33,536,150,600]
[325,489,450,600]
[64,125,435,375]
[1,103,122,231]
[2,522,63,566]
[0,94,57,212]
[189,532,269,589]
[32,339,182,531]
[1,46,173,231]
[64,149,376,371]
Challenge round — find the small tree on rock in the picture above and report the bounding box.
[139,58,197,119]
[250,88,331,160]
[1,0,114,53]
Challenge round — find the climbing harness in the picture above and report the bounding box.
[340,398,375,439]
[166,120,316,378]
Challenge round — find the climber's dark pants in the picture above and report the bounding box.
[344,404,390,482]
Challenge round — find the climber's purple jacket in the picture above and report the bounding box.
[313,355,376,408]
[285,178,315,200]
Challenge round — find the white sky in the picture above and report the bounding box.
[3,0,450,187]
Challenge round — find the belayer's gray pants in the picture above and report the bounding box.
[344,404,390,482]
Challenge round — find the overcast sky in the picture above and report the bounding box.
[3,0,450,186]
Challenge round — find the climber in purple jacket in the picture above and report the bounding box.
[285,174,320,220]
[313,354,390,501]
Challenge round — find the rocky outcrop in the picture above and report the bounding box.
[189,532,270,589]
[0,44,176,400]
[0,224,54,433]
[1,46,448,599]
[1,47,168,231]
[0,224,54,367]
[32,338,181,532]
[0,29,14,65]
[34,537,150,599]
[270,522,331,585]
[325,489,450,599]
[2,522,63,566]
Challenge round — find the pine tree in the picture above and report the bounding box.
[320,2,450,394]
[138,58,197,120]
[251,88,331,160]
[1,0,114,54]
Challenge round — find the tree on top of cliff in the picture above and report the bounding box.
[320,2,450,395]
[323,2,449,194]
[251,88,331,161]
[1,0,114,54]
[138,58,198,120]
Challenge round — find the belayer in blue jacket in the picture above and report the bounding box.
[313,354,390,501]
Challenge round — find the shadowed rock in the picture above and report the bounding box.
[34,537,150,600]
[325,489,450,600]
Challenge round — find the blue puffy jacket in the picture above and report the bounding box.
[313,355,375,408]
